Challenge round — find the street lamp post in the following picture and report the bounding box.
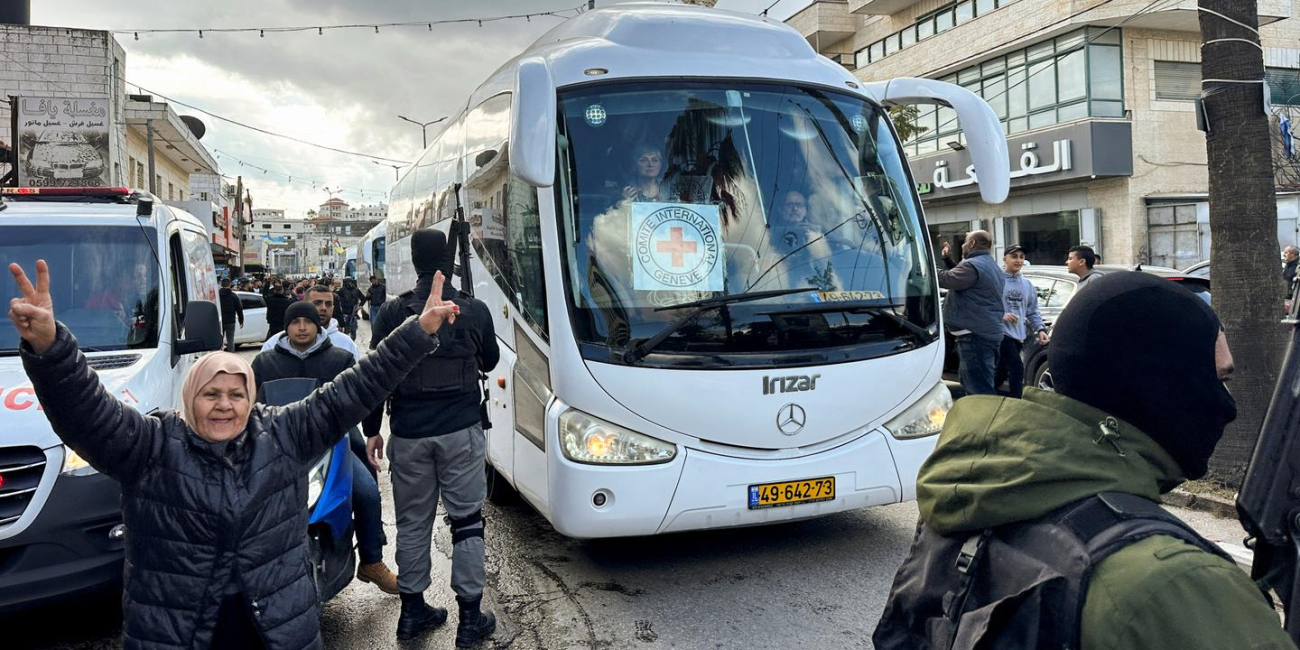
[371,160,406,181]
[397,115,447,149]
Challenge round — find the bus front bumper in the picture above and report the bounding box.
[548,429,933,538]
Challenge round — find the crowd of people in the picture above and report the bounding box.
[217,273,388,351]
[5,220,1298,649]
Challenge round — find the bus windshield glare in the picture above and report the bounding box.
[555,81,938,367]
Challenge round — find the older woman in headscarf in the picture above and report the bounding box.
[6,260,459,650]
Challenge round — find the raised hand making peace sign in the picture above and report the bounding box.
[8,260,56,355]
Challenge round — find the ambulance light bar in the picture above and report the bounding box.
[1,187,134,197]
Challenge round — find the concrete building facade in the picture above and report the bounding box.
[788,0,1300,268]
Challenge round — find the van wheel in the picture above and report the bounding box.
[486,462,518,505]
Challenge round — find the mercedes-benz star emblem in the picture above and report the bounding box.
[777,403,806,436]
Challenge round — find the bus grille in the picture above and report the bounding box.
[0,447,47,530]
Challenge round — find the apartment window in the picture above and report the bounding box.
[135,162,144,188]
[155,175,162,193]
[128,157,137,185]
[200,191,209,201]
[904,28,1124,153]
[857,0,1022,69]
[284,224,291,229]
[168,182,174,200]
[1154,61,1201,102]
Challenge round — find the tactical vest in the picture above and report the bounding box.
[872,492,1234,650]
[393,291,481,399]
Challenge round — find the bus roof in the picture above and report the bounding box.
[466,3,860,109]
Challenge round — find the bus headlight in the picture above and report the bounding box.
[61,446,99,476]
[884,382,952,440]
[560,410,676,465]
[306,449,332,509]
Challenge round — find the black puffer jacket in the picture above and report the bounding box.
[21,318,438,649]
[250,337,355,396]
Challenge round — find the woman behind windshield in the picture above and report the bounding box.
[7,260,459,649]
[621,142,665,203]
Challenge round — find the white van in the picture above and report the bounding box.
[0,186,224,611]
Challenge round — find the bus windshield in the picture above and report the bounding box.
[555,81,938,367]
[0,226,160,354]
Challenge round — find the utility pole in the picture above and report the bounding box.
[1198,0,1288,482]
[146,119,156,195]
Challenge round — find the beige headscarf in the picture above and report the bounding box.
[180,352,257,432]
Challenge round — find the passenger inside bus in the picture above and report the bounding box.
[621,143,665,203]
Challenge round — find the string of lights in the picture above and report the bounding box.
[112,3,589,40]
[212,149,390,198]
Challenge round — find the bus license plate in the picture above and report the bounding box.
[748,477,835,510]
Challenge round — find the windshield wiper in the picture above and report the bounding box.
[624,288,815,363]
[760,303,933,340]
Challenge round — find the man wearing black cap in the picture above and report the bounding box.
[993,244,1048,398]
[364,229,501,646]
[249,301,399,596]
[873,272,1293,649]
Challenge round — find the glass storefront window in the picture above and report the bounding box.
[1028,109,1056,130]
[984,75,1008,119]
[983,57,1006,76]
[1008,65,1028,118]
[1028,41,1054,62]
[1018,211,1081,266]
[1091,100,1125,117]
[1057,101,1088,122]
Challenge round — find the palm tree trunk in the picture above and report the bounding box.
[1199,0,1289,483]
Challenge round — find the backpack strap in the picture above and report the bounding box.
[1057,492,1233,566]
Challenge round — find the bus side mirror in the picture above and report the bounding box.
[861,77,1010,205]
[510,57,556,188]
[175,300,222,355]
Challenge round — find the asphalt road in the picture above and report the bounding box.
[12,319,1262,649]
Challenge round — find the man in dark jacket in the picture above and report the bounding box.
[367,275,386,319]
[251,301,400,597]
[939,230,1005,395]
[873,273,1293,650]
[263,284,292,341]
[1284,245,1298,299]
[338,277,365,339]
[364,230,501,645]
[218,278,244,352]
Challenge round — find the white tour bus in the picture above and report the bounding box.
[383,3,1009,538]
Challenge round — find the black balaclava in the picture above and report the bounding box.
[411,229,449,277]
[283,300,322,331]
[1048,272,1236,479]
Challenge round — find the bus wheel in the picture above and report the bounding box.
[486,462,518,505]
[1033,362,1055,392]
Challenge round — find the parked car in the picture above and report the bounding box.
[943,264,1211,392]
[1181,260,1211,279]
[233,291,269,347]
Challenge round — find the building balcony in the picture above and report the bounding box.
[786,0,857,52]
[1077,0,1289,31]
[849,0,923,16]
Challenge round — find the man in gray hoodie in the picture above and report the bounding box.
[994,245,1049,398]
[939,230,1006,396]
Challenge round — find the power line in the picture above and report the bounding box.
[111,3,588,39]
[211,149,390,197]
[119,76,413,165]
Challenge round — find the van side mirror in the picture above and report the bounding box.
[510,57,556,188]
[175,301,222,355]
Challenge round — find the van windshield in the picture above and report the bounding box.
[0,226,161,354]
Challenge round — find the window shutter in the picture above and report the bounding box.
[1154,61,1201,102]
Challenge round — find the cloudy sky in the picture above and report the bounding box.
[32,0,812,217]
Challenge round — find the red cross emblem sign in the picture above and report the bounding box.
[631,202,724,292]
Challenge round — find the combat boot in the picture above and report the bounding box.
[396,592,447,641]
[455,596,497,648]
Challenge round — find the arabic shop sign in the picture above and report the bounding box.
[909,121,1133,200]
[15,96,112,188]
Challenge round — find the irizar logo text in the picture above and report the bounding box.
[762,374,821,395]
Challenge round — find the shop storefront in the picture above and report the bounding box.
[909,120,1132,265]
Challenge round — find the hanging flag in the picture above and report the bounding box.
[1283,115,1294,159]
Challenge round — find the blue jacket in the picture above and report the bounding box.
[1002,272,1047,341]
[940,249,1006,343]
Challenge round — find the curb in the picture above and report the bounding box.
[1161,489,1238,519]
